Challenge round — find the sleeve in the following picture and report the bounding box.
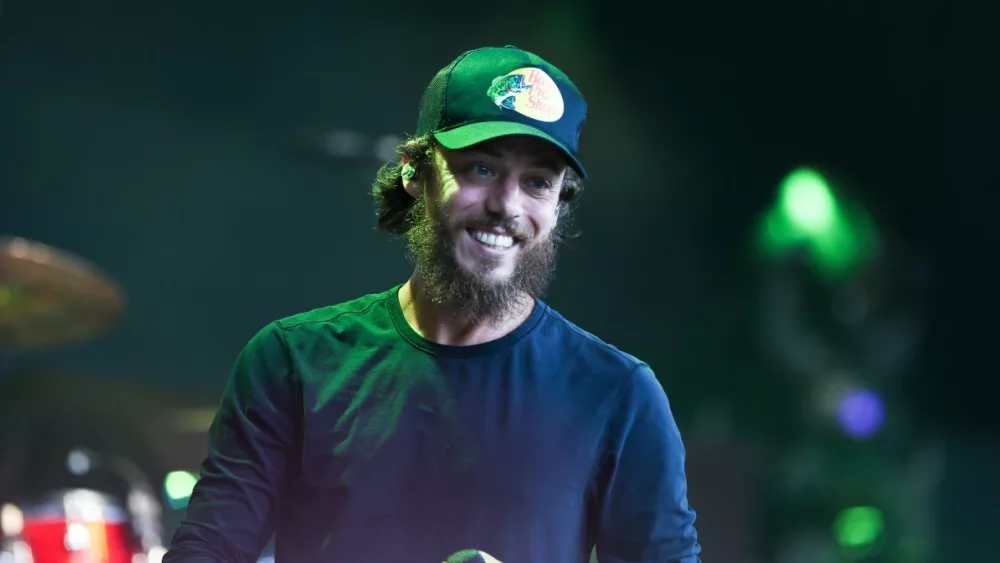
[164,322,299,563]
[595,364,702,563]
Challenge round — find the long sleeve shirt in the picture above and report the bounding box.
[165,286,701,563]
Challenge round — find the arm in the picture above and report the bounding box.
[164,322,298,563]
[595,364,701,563]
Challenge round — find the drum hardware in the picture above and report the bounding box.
[0,236,167,563]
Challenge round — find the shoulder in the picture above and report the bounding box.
[275,288,394,331]
[242,287,398,357]
[537,304,673,425]
[538,304,647,376]
[272,287,397,342]
[537,304,667,400]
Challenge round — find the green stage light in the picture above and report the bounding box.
[833,505,884,555]
[164,470,199,508]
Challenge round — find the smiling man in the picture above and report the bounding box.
[165,46,702,563]
[398,136,567,340]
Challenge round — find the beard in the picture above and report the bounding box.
[404,193,558,326]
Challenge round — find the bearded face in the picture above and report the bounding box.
[404,136,567,325]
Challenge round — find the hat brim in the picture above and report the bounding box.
[433,121,587,179]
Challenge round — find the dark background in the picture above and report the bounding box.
[2,1,997,561]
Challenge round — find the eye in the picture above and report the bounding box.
[470,163,495,178]
[525,176,553,191]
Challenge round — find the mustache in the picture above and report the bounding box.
[464,217,532,242]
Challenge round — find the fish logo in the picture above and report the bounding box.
[488,74,531,111]
[486,67,565,122]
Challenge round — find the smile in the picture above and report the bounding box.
[467,229,515,251]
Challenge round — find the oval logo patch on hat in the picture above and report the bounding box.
[486,66,565,123]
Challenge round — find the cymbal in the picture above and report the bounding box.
[0,236,125,350]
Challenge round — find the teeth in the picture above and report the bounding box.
[471,230,514,249]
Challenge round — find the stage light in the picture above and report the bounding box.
[164,471,199,509]
[66,449,92,476]
[779,168,837,236]
[833,505,884,555]
[757,166,878,280]
[836,388,885,439]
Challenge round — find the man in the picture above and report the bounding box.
[165,46,701,563]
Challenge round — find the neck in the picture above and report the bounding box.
[398,274,535,346]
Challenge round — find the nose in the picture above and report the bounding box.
[483,175,523,219]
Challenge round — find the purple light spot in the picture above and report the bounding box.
[837,389,885,438]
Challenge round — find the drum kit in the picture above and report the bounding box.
[0,236,167,563]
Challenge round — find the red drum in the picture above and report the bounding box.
[19,490,135,563]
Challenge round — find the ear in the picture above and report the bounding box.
[400,153,422,198]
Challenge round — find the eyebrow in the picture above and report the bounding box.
[466,147,566,174]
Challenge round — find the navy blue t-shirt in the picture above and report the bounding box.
[165,286,701,563]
